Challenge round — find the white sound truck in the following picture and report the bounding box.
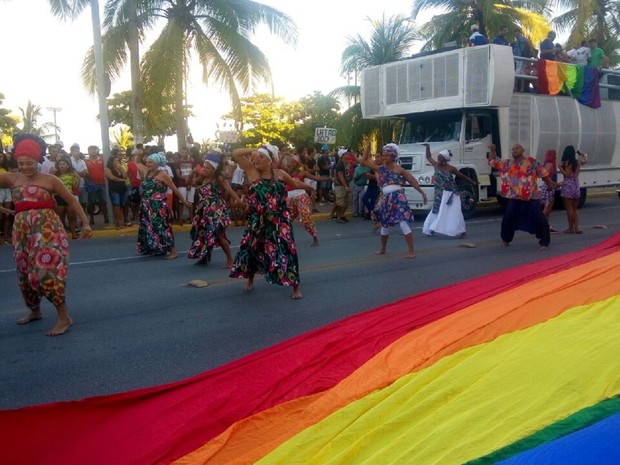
[360,43,620,217]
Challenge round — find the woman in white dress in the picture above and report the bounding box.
[422,144,476,238]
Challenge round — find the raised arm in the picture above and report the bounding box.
[422,143,439,168]
[232,148,259,183]
[361,143,380,171]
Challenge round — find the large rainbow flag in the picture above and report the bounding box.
[2,234,620,464]
[537,59,601,108]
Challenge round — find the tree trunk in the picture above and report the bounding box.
[175,65,186,151]
[128,0,144,144]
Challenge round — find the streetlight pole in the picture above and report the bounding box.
[47,106,62,142]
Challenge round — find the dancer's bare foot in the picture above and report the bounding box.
[311,238,319,247]
[165,253,178,260]
[47,318,73,336]
[375,249,386,255]
[223,261,233,269]
[243,276,254,292]
[403,252,416,259]
[292,286,302,299]
[17,310,42,325]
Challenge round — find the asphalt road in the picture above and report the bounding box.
[1,192,619,409]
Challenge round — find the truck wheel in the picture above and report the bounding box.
[460,188,477,219]
[577,188,587,209]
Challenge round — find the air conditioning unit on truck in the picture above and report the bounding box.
[360,43,620,218]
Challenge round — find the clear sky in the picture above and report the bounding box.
[1,0,424,151]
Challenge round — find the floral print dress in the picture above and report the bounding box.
[230,177,300,287]
[12,185,69,308]
[188,181,231,263]
[374,166,414,228]
[137,176,175,255]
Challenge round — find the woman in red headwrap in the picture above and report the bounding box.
[0,134,92,336]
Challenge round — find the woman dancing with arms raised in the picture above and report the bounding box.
[361,142,427,258]
[230,145,313,299]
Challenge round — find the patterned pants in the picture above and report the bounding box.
[286,193,317,239]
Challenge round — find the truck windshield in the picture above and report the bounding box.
[400,113,462,144]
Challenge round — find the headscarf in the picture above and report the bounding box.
[438,149,452,161]
[147,152,167,167]
[204,153,221,170]
[382,143,400,160]
[257,144,279,163]
[13,133,46,162]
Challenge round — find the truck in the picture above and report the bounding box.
[360,43,620,217]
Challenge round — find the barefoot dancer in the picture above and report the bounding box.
[282,155,323,246]
[188,152,242,267]
[361,142,427,258]
[230,145,308,299]
[0,134,92,336]
[135,152,190,259]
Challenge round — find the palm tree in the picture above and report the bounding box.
[412,0,551,51]
[551,0,620,65]
[331,14,420,148]
[47,0,111,158]
[110,123,134,148]
[81,0,298,149]
[18,100,58,140]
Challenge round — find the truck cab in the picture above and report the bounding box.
[361,44,620,217]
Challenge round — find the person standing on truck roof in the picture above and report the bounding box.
[361,142,427,259]
[469,25,488,47]
[421,144,476,239]
[488,143,558,250]
[539,31,557,60]
[512,27,534,92]
[587,39,609,70]
[491,26,510,46]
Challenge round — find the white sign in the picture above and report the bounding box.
[216,130,240,143]
[314,128,337,144]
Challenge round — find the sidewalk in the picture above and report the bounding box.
[90,201,338,238]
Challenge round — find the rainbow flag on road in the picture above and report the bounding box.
[2,235,620,464]
[537,59,601,108]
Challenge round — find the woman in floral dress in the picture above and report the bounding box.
[135,153,190,259]
[361,143,427,258]
[230,145,314,299]
[188,152,241,267]
[0,134,92,336]
[559,145,588,234]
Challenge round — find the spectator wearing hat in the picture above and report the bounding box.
[421,144,476,238]
[469,25,488,47]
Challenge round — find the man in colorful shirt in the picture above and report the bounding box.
[488,143,557,249]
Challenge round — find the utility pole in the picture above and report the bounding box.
[47,106,62,142]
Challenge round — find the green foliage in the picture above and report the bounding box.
[223,94,296,147]
[16,100,57,141]
[80,0,299,149]
[413,0,550,50]
[0,93,19,148]
[221,92,341,149]
[286,92,341,149]
[107,90,177,143]
[110,124,134,149]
